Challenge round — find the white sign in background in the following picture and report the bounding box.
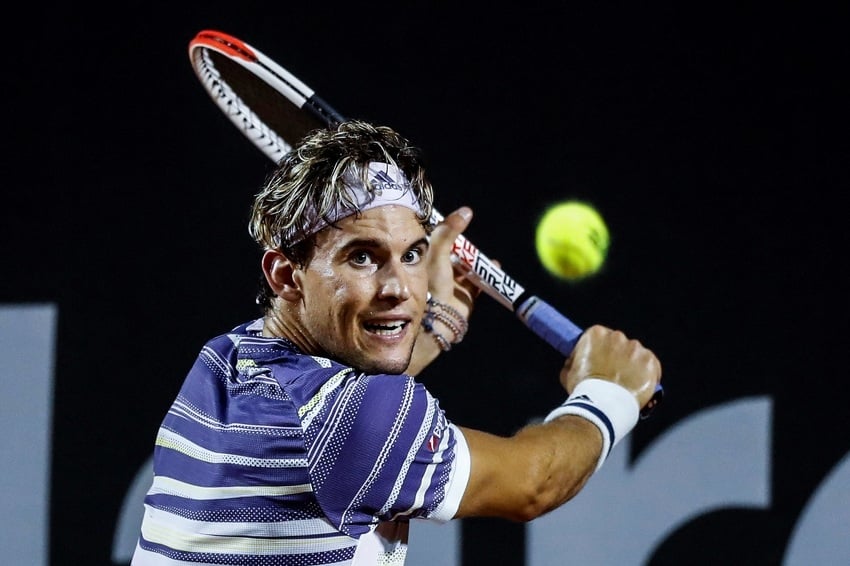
[0,304,56,566]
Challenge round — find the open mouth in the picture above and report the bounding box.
[364,321,408,336]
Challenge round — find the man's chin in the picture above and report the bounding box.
[351,350,412,375]
[360,358,409,376]
[350,341,414,375]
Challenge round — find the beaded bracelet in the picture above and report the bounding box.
[422,294,469,351]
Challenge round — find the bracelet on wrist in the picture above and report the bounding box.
[422,293,469,351]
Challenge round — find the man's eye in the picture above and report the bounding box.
[351,251,372,265]
[402,249,423,264]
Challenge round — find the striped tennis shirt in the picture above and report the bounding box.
[133,319,471,565]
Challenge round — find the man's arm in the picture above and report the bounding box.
[455,417,602,520]
[455,324,662,521]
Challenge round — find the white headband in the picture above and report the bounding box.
[281,162,424,246]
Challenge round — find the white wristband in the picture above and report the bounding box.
[544,378,640,471]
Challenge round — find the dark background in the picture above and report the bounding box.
[3,3,848,564]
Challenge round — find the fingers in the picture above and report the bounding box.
[430,206,473,251]
[427,206,477,318]
[561,324,662,409]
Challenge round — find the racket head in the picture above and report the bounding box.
[188,30,343,162]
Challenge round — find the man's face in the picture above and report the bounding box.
[295,205,430,374]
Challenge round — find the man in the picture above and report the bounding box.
[132,120,662,565]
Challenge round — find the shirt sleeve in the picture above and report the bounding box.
[426,423,470,523]
[300,372,467,536]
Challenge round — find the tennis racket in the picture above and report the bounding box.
[188,29,662,418]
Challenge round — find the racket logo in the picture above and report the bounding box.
[475,256,521,302]
[453,238,522,302]
[452,238,477,270]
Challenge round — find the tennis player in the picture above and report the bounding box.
[132,120,661,565]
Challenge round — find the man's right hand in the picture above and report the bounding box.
[560,325,662,410]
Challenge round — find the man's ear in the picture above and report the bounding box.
[261,249,302,301]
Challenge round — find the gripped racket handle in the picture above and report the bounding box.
[517,295,664,419]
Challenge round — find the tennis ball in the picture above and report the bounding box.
[535,200,609,281]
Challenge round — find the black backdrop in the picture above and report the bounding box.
[3,3,848,565]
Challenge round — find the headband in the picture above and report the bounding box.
[281,162,424,246]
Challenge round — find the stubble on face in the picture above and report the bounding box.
[295,207,429,374]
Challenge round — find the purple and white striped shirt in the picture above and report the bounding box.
[133,319,470,565]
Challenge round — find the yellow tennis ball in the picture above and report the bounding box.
[535,200,610,280]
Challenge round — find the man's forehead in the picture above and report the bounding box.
[279,161,424,248]
[317,205,427,245]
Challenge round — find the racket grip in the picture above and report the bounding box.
[515,295,664,420]
[516,295,583,356]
